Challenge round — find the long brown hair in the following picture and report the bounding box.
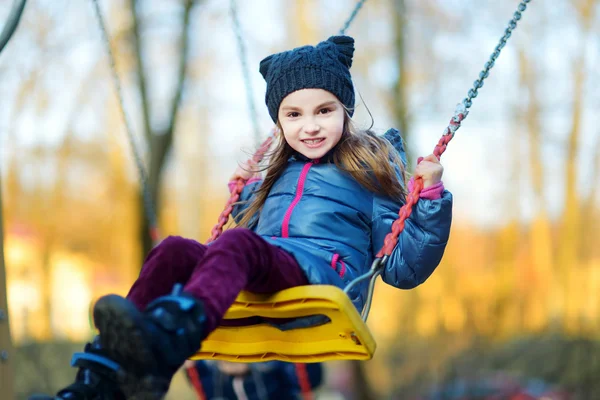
[237,113,407,228]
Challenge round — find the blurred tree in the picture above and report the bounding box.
[557,0,595,332]
[0,178,15,400]
[1,1,34,395]
[125,0,199,259]
[582,129,600,260]
[517,47,555,329]
[391,0,411,164]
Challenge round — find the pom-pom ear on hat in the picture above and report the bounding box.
[327,35,355,68]
[259,54,274,79]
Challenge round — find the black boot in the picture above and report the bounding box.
[28,337,125,400]
[92,284,206,399]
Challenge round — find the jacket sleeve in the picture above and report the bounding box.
[371,187,452,289]
[230,179,263,227]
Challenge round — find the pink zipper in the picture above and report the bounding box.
[331,253,347,278]
[281,161,315,238]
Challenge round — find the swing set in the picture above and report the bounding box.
[1,0,533,365]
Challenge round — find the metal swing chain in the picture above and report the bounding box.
[463,0,531,110]
[91,0,160,243]
[346,0,533,321]
[340,0,368,35]
[207,1,370,242]
[0,0,27,53]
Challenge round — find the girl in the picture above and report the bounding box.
[35,35,451,400]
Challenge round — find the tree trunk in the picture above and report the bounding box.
[129,0,196,260]
[518,48,555,325]
[558,0,593,330]
[392,0,412,165]
[582,131,600,260]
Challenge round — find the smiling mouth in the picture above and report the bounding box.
[301,138,325,145]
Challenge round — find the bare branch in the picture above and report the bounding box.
[129,0,152,143]
[162,0,195,151]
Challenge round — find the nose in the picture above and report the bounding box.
[303,121,320,135]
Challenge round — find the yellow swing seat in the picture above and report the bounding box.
[190,285,376,363]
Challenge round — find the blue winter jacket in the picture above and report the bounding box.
[232,129,452,312]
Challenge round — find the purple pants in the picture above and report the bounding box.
[126,228,309,334]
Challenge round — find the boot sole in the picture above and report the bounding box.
[93,295,167,399]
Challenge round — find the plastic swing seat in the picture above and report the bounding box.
[190,285,376,363]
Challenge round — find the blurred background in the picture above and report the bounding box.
[0,0,599,399]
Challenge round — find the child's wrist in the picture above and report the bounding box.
[407,177,444,200]
[422,179,441,189]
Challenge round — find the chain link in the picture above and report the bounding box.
[0,0,27,53]
[91,0,160,243]
[340,0,368,35]
[463,0,531,109]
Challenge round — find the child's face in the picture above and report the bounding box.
[278,89,345,160]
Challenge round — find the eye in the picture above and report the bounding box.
[287,111,300,118]
[319,108,331,114]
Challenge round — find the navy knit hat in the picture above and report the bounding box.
[259,35,355,122]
